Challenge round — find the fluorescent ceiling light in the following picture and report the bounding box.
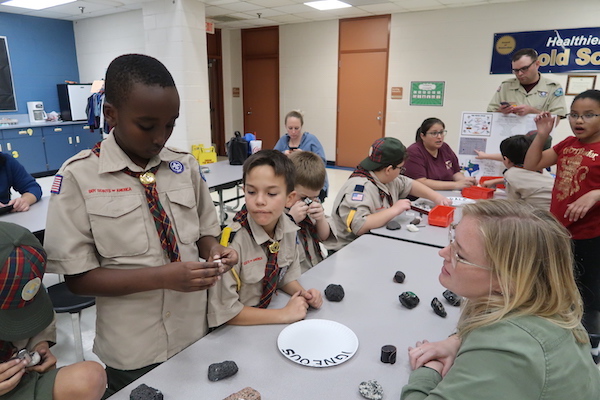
[1,0,76,10]
[304,0,352,11]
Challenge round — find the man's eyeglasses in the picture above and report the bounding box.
[567,113,600,122]
[511,60,536,74]
[426,130,447,137]
[448,224,491,270]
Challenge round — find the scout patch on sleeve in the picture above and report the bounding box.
[50,175,63,194]
[554,88,564,97]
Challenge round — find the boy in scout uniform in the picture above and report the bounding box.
[329,137,451,251]
[0,222,106,400]
[207,150,322,327]
[287,151,337,273]
[487,48,567,117]
[44,54,238,396]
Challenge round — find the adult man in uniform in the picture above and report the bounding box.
[487,48,567,117]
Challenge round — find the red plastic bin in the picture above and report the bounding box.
[462,186,494,200]
[479,176,505,190]
[428,205,455,227]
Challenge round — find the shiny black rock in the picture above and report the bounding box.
[325,284,345,302]
[393,271,405,283]
[443,289,461,306]
[208,360,239,381]
[399,291,419,309]
[431,297,447,318]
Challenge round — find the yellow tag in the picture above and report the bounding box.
[268,241,280,253]
[139,172,156,185]
[346,208,357,232]
[22,277,41,301]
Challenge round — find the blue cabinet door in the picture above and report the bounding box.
[43,125,78,171]
[73,124,102,150]
[1,127,48,174]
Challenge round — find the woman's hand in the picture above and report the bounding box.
[408,335,461,376]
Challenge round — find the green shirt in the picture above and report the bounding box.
[401,315,600,400]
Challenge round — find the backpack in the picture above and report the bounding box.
[227,131,249,165]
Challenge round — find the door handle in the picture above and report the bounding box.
[376,111,382,121]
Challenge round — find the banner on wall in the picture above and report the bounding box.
[491,27,600,74]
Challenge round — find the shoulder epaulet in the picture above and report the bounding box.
[164,145,191,155]
[60,149,93,169]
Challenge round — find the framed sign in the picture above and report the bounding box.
[0,36,17,112]
[410,81,445,106]
[565,75,597,96]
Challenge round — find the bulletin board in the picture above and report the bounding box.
[0,37,17,112]
[457,112,537,178]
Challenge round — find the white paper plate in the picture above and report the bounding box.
[447,197,476,206]
[277,319,359,368]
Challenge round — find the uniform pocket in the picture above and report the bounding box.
[86,195,149,258]
[167,187,200,245]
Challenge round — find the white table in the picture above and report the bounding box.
[0,196,49,236]
[109,235,459,399]
[203,160,244,225]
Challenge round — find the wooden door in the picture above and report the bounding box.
[242,27,279,150]
[207,29,226,155]
[336,16,390,168]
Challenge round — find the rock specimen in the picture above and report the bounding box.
[324,284,345,302]
[208,360,239,382]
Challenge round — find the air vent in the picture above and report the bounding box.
[210,15,245,22]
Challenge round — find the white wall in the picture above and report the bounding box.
[73,10,145,83]
[279,21,339,162]
[221,29,243,138]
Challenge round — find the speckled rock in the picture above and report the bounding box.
[359,380,383,400]
[443,289,461,306]
[431,297,447,318]
[130,384,163,400]
[399,291,420,309]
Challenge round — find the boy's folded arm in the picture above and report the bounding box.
[65,261,224,296]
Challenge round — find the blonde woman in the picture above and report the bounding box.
[402,199,600,400]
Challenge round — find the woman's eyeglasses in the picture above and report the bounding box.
[448,224,491,270]
[426,130,447,137]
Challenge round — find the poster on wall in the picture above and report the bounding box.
[0,37,17,112]
[457,112,536,178]
[409,81,444,106]
[491,27,600,74]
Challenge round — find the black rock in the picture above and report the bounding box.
[386,220,401,230]
[380,345,397,364]
[443,289,461,306]
[410,217,421,225]
[431,297,447,318]
[208,360,239,382]
[130,384,163,400]
[325,284,345,301]
[399,291,419,309]
[393,271,405,283]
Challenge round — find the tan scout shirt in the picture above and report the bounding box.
[207,213,301,328]
[503,167,554,211]
[487,75,567,116]
[329,173,413,251]
[45,133,221,370]
[297,215,337,274]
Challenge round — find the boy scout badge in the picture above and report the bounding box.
[50,175,63,194]
[139,172,156,185]
[169,160,184,174]
[268,241,280,254]
[351,185,364,202]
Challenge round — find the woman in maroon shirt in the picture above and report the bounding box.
[403,117,476,190]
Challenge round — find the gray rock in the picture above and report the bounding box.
[208,360,239,381]
[359,380,383,400]
[386,220,401,230]
[324,284,345,301]
[130,384,163,400]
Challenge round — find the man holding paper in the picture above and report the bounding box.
[487,48,567,117]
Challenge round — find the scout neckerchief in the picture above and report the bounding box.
[92,142,181,262]
[350,166,394,206]
[297,216,322,265]
[233,207,280,309]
